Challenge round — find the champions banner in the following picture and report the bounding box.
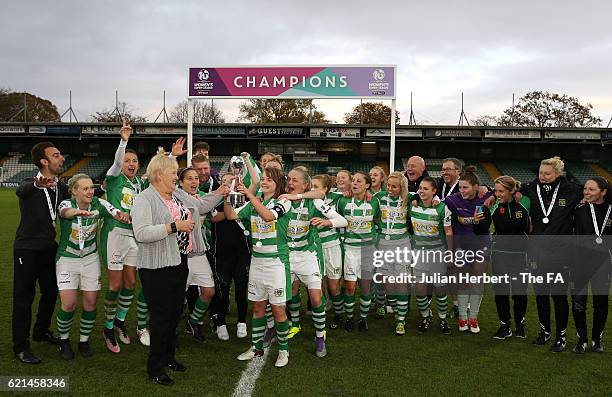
[188,66,396,99]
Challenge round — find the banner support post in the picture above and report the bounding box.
[187,98,194,166]
[390,98,396,173]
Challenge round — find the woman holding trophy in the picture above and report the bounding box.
[224,165,293,368]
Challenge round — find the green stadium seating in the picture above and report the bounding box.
[495,161,538,183]
[566,162,599,185]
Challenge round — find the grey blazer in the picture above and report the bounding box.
[131,186,222,269]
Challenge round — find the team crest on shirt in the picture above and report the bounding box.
[515,211,523,219]
[288,223,309,237]
[558,199,566,207]
[121,188,134,208]
[412,221,438,234]
[382,208,404,222]
[274,288,284,297]
[252,219,275,233]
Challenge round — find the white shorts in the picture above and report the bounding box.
[323,244,343,280]
[344,245,375,282]
[106,229,138,271]
[186,254,215,289]
[375,237,412,278]
[56,255,101,291]
[413,249,447,287]
[248,256,287,305]
[289,250,322,290]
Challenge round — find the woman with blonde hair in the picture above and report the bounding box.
[488,176,531,340]
[369,166,387,195]
[518,156,582,352]
[279,167,347,357]
[55,174,128,359]
[370,166,389,317]
[131,149,224,385]
[376,172,413,335]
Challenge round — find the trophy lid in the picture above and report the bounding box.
[230,156,245,170]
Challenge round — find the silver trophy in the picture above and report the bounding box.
[228,155,246,208]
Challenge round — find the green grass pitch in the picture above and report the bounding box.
[0,189,610,396]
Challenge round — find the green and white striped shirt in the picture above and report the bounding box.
[286,198,346,252]
[105,173,147,233]
[237,198,292,262]
[409,202,452,250]
[317,191,344,248]
[57,197,117,259]
[377,194,410,241]
[337,196,381,247]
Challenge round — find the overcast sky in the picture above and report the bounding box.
[2,0,611,124]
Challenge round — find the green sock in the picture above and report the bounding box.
[344,294,356,319]
[376,290,386,307]
[104,290,119,329]
[396,294,409,322]
[387,294,398,315]
[136,289,148,330]
[189,297,209,325]
[56,308,74,340]
[289,294,301,328]
[265,304,274,329]
[252,316,267,350]
[311,302,326,338]
[116,287,134,322]
[416,295,431,318]
[79,310,96,342]
[436,295,448,319]
[331,293,344,315]
[275,320,290,351]
[359,293,372,319]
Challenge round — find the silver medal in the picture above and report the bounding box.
[542,217,549,224]
[289,242,295,248]
[255,241,262,247]
[384,235,391,241]
[243,230,250,236]
[596,237,603,245]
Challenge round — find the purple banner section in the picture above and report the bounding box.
[188,66,395,98]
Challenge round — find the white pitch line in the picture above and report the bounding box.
[232,349,269,397]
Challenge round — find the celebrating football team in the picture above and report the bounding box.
[11,121,611,386]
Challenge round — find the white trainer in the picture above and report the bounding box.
[136,328,150,346]
[237,347,264,361]
[217,325,230,341]
[237,322,248,338]
[275,350,289,368]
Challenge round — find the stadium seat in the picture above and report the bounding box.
[495,161,538,183]
[565,162,600,185]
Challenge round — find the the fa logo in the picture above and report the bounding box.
[515,211,523,219]
[274,288,284,297]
